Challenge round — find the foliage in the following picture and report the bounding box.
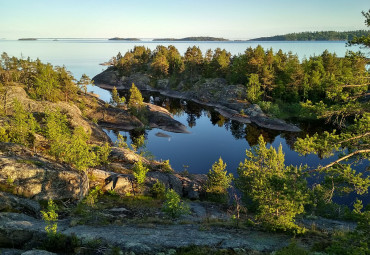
[110,86,125,106]
[294,113,370,198]
[132,160,149,186]
[206,157,233,203]
[84,186,103,207]
[237,135,308,232]
[162,189,190,218]
[128,83,144,109]
[275,240,308,255]
[347,10,370,48]
[115,133,128,148]
[5,99,39,146]
[161,159,174,173]
[326,211,370,255]
[246,73,263,103]
[150,180,166,199]
[41,199,58,236]
[44,109,110,171]
[250,30,370,41]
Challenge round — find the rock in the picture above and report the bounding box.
[146,103,189,133]
[155,132,171,138]
[103,175,134,194]
[92,68,119,86]
[146,172,183,196]
[0,212,294,253]
[0,213,45,248]
[0,192,41,217]
[0,143,89,201]
[21,250,57,255]
[0,249,25,255]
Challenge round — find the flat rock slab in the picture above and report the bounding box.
[63,224,289,253]
[0,213,290,254]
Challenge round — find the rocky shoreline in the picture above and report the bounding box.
[93,69,301,132]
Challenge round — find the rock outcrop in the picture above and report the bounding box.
[93,70,301,132]
[0,142,89,201]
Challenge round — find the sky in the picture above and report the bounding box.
[1,0,369,39]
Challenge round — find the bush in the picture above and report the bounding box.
[132,160,149,186]
[237,135,308,233]
[162,189,190,218]
[206,157,233,203]
[151,180,166,199]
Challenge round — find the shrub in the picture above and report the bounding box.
[237,135,308,233]
[41,199,58,236]
[206,157,233,203]
[162,189,190,218]
[132,160,149,186]
[161,159,174,173]
[151,180,166,199]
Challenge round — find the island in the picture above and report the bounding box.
[18,38,37,41]
[109,37,141,41]
[249,30,369,41]
[153,36,229,41]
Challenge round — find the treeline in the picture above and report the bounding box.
[249,30,370,41]
[0,52,91,102]
[109,45,368,114]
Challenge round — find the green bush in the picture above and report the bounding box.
[206,157,233,203]
[151,180,166,199]
[237,135,308,233]
[132,160,149,186]
[162,189,190,218]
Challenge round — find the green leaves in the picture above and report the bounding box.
[132,160,149,186]
[237,135,308,232]
[206,157,233,202]
[162,189,190,218]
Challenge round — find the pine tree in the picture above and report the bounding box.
[237,135,308,232]
[128,83,144,109]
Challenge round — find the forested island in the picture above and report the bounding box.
[109,37,141,41]
[249,30,369,41]
[0,9,369,255]
[18,38,37,41]
[153,36,229,41]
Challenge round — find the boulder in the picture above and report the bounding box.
[0,192,41,217]
[0,143,89,201]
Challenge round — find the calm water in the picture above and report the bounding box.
[1,39,367,204]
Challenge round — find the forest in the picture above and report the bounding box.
[249,30,370,41]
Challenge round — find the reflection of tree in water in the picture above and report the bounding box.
[230,121,245,140]
[244,124,278,146]
[184,102,203,128]
[129,128,147,150]
[209,111,227,127]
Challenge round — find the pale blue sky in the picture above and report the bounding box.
[1,0,369,39]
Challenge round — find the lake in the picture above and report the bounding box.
[0,39,367,204]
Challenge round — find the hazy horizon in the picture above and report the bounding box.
[1,0,369,40]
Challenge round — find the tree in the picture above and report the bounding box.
[206,157,233,202]
[294,113,370,199]
[110,86,125,106]
[78,74,92,95]
[237,135,308,232]
[347,10,370,48]
[128,83,144,109]
[151,53,169,77]
[246,73,263,103]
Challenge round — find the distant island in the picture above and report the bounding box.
[109,37,141,41]
[18,38,37,41]
[153,36,229,41]
[249,30,370,41]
